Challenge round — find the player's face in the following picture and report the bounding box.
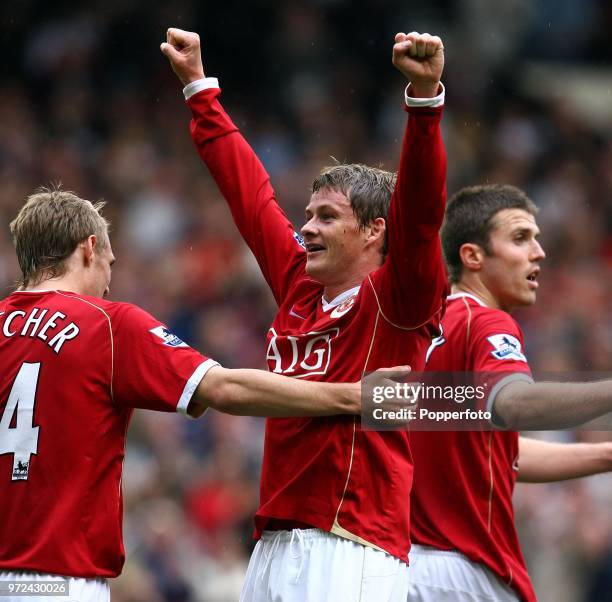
[90,233,115,298]
[301,189,366,287]
[480,209,545,311]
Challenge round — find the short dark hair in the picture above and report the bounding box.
[312,164,396,256]
[442,184,539,283]
[10,186,109,288]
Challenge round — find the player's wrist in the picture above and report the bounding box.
[182,70,206,86]
[408,81,441,99]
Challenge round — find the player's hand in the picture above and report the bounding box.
[160,28,205,86]
[362,366,418,428]
[362,365,411,387]
[392,32,444,98]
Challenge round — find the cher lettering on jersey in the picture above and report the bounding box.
[0,308,80,354]
[266,327,339,377]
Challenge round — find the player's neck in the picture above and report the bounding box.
[323,280,362,304]
[24,274,85,296]
[322,256,380,302]
[451,281,500,311]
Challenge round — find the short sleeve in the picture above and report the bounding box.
[469,310,533,414]
[110,303,218,414]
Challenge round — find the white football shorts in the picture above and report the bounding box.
[0,570,109,602]
[240,528,410,602]
[407,545,519,601]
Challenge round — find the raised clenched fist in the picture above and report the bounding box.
[160,28,205,86]
[392,32,444,98]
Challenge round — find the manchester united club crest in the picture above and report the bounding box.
[330,294,357,319]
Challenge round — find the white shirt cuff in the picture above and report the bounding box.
[177,358,220,418]
[183,77,220,100]
[404,82,445,108]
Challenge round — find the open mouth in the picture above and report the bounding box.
[306,243,325,254]
[526,268,540,287]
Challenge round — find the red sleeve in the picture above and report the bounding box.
[187,88,305,305]
[110,303,216,413]
[369,105,448,328]
[469,310,533,414]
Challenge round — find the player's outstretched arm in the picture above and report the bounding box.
[374,33,447,328]
[161,27,304,305]
[494,379,612,430]
[517,436,612,482]
[189,366,360,418]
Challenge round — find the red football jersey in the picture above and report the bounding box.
[0,290,215,578]
[410,292,536,601]
[188,87,448,561]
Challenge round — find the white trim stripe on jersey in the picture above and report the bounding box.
[55,291,115,399]
[460,296,473,341]
[329,309,383,553]
[487,431,495,532]
[366,274,444,331]
[447,291,488,307]
[176,358,220,416]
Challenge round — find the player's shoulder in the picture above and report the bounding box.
[448,295,529,364]
[54,292,154,326]
[53,291,129,317]
[471,306,521,338]
[447,293,520,334]
[1,290,118,321]
[65,296,192,353]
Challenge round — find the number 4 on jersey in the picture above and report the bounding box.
[0,362,41,481]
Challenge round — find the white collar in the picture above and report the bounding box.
[447,291,488,307]
[322,285,361,312]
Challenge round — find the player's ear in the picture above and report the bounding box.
[81,235,97,266]
[459,242,484,273]
[365,218,386,244]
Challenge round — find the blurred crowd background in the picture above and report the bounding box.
[1,0,611,600]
